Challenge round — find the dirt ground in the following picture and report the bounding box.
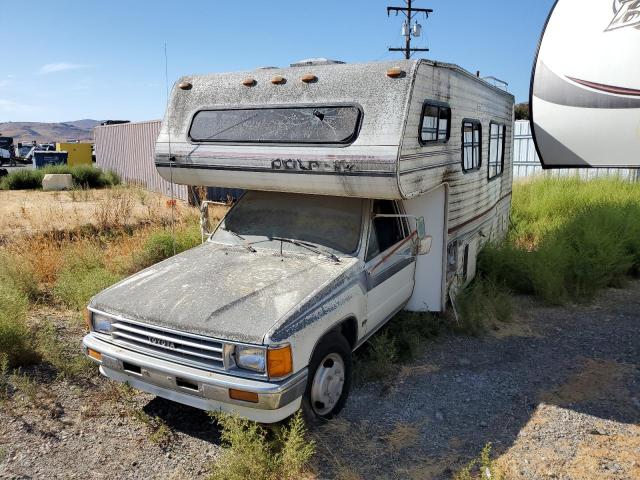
[1,281,638,479]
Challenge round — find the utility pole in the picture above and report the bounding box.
[387,0,432,59]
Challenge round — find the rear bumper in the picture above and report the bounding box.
[82,334,307,423]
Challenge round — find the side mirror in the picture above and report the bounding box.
[200,202,211,242]
[415,217,431,255]
[416,216,426,240]
[418,235,432,255]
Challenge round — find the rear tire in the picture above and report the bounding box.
[302,332,352,424]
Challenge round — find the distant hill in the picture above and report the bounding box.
[0,119,102,143]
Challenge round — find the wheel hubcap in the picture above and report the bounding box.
[310,353,345,416]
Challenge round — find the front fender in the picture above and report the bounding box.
[264,264,366,372]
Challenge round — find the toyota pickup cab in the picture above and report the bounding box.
[84,58,514,422]
[83,190,431,422]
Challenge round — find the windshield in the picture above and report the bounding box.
[211,191,364,255]
[189,106,362,145]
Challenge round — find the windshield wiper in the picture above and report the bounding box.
[270,236,340,263]
[221,227,256,253]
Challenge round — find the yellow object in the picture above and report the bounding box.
[87,348,102,361]
[228,389,259,403]
[267,344,293,378]
[56,143,92,166]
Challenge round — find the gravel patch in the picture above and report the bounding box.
[314,282,640,479]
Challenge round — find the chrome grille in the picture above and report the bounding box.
[110,319,225,371]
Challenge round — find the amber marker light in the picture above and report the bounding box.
[267,345,293,378]
[87,348,102,362]
[229,389,259,403]
[271,75,286,85]
[178,81,192,90]
[386,67,404,78]
[301,73,317,83]
[242,77,256,87]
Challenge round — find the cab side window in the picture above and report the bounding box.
[366,200,407,262]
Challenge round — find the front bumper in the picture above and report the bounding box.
[82,334,307,423]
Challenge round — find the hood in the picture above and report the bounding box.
[90,242,357,344]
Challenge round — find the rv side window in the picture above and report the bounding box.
[488,122,505,179]
[419,101,451,144]
[461,120,482,172]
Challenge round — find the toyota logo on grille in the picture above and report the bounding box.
[149,337,176,349]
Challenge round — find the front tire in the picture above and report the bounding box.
[302,332,352,422]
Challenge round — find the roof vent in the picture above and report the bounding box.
[290,58,345,67]
[256,66,279,70]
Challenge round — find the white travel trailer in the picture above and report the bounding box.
[531,0,640,168]
[82,59,514,423]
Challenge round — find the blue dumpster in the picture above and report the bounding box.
[33,151,68,168]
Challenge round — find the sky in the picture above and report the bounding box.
[0,0,555,123]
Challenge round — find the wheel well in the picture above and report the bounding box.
[337,317,358,350]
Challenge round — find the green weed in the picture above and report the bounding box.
[0,280,39,368]
[355,312,444,384]
[480,178,640,304]
[0,165,120,190]
[36,320,93,381]
[454,280,513,336]
[52,246,121,310]
[208,410,315,480]
[127,225,201,272]
[454,443,502,480]
[0,169,43,190]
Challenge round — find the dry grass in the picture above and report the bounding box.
[0,185,220,370]
[0,186,199,241]
[383,422,421,452]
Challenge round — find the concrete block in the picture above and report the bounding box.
[42,173,73,191]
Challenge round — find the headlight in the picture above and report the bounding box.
[235,345,266,373]
[92,313,114,334]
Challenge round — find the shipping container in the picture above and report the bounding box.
[94,120,188,201]
[56,142,93,167]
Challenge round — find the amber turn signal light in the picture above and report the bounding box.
[87,348,102,362]
[178,81,193,90]
[267,345,293,378]
[271,75,286,85]
[242,77,256,87]
[386,67,404,78]
[229,389,259,403]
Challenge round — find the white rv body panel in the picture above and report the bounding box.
[156,60,514,202]
[404,184,448,312]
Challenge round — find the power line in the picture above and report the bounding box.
[387,0,432,59]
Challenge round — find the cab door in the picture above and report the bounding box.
[364,200,417,334]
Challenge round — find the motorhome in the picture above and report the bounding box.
[82,59,514,422]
